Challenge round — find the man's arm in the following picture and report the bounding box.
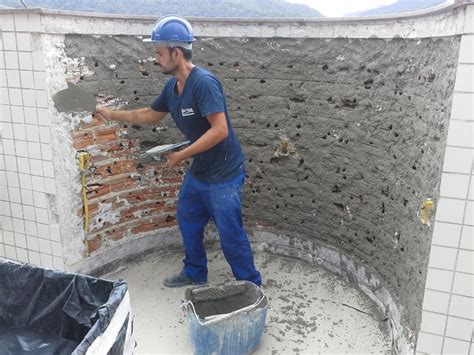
[95,107,167,126]
[165,112,228,167]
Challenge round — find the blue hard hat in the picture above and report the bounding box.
[143,15,195,49]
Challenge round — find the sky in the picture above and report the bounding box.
[286,0,399,17]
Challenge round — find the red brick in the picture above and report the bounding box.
[86,235,102,254]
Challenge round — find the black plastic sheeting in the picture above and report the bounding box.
[0,260,129,354]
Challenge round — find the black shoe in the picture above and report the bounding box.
[163,271,206,288]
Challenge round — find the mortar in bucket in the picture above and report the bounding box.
[182,281,268,355]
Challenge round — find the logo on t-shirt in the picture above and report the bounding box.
[181,108,195,117]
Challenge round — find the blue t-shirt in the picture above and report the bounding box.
[151,67,245,183]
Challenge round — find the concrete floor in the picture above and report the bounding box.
[105,247,392,354]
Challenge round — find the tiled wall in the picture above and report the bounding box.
[0,12,64,269]
[417,32,474,354]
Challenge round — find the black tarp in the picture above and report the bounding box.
[0,260,130,354]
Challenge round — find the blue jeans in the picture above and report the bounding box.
[177,171,262,286]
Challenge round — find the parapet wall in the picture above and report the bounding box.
[1,2,473,354]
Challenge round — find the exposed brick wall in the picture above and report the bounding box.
[72,117,182,254]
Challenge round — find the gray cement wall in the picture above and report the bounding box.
[64,34,460,337]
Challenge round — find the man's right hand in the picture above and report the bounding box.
[93,107,114,123]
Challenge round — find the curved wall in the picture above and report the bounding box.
[1,2,472,353]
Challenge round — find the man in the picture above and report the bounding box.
[95,15,262,287]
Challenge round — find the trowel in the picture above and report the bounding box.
[52,81,97,116]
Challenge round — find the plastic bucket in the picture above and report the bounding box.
[182,281,268,355]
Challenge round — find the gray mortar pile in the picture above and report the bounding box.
[65,34,460,338]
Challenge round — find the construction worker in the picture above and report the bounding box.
[95,15,262,287]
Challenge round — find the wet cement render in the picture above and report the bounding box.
[65,35,460,335]
[104,247,392,354]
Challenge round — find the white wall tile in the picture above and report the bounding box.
[0,186,8,201]
[44,178,56,195]
[16,33,31,52]
[6,69,20,88]
[18,173,31,190]
[445,316,474,341]
[442,147,473,174]
[37,108,50,126]
[0,244,4,257]
[416,332,443,354]
[28,14,42,33]
[40,253,53,268]
[447,121,474,148]
[12,123,26,140]
[469,178,474,201]
[1,105,12,122]
[33,71,46,90]
[10,105,24,123]
[429,245,458,270]
[443,337,471,354]
[5,245,16,259]
[7,187,21,203]
[37,223,49,239]
[31,175,44,192]
[10,202,23,219]
[2,33,17,51]
[0,201,11,216]
[38,237,51,254]
[420,311,447,335]
[22,89,36,107]
[14,233,26,248]
[26,235,39,251]
[450,92,474,121]
[15,247,28,262]
[12,217,24,234]
[20,188,33,205]
[28,250,40,265]
[0,216,14,231]
[29,159,42,176]
[423,289,450,314]
[0,69,6,87]
[35,207,48,224]
[452,273,474,298]
[33,191,47,208]
[13,14,29,32]
[43,161,54,178]
[51,241,62,257]
[17,157,29,174]
[440,173,469,199]
[6,171,19,188]
[3,230,14,245]
[4,155,17,172]
[464,201,473,225]
[454,64,474,93]
[32,52,45,71]
[20,70,34,89]
[449,294,473,320]
[460,226,473,250]
[18,52,32,70]
[24,220,37,236]
[15,140,28,157]
[457,250,473,274]
[0,15,15,31]
[436,198,466,224]
[25,124,40,142]
[9,88,22,106]
[2,123,13,139]
[38,126,51,143]
[27,142,41,159]
[3,139,15,155]
[0,87,10,105]
[35,90,48,108]
[4,51,18,70]
[24,107,38,125]
[23,205,35,221]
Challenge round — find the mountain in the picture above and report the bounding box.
[349,0,446,16]
[0,0,323,18]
